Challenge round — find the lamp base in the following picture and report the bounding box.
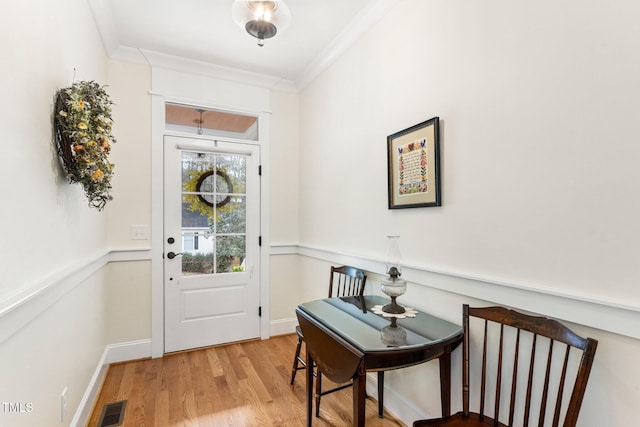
[381,296,406,314]
[381,319,407,347]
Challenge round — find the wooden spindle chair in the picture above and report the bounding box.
[414,304,597,427]
[290,265,370,417]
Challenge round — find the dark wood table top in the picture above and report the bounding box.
[298,295,461,351]
[296,295,463,426]
[297,295,462,375]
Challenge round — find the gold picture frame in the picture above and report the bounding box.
[387,117,441,209]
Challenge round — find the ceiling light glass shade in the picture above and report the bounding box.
[232,0,291,46]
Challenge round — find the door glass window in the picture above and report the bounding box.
[181,151,247,275]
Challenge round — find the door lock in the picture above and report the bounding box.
[166,251,183,259]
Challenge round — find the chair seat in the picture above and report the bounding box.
[414,412,508,427]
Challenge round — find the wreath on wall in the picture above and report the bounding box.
[54,80,116,211]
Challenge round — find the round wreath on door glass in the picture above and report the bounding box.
[54,81,116,211]
[195,170,233,208]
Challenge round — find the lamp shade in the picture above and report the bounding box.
[385,235,402,277]
[381,236,406,314]
[232,0,291,46]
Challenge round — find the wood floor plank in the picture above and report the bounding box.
[166,354,185,426]
[191,350,216,426]
[143,359,160,425]
[88,335,406,426]
[155,390,170,427]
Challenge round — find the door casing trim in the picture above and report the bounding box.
[150,91,271,358]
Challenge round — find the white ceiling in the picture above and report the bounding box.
[88,0,400,91]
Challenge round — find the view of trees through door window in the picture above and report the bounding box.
[181,151,247,274]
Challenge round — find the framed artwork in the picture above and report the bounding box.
[387,117,441,209]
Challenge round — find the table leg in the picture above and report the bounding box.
[438,349,452,417]
[377,371,384,418]
[353,370,366,427]
[306,349,314,427]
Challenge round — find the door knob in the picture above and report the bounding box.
[167,251,183,259]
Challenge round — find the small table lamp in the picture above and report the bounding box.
[380,236,407,314]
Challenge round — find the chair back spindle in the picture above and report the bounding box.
[414,304,597,427]
[465,305,597,427]
[507,328,520,427]
[328,265,366,298]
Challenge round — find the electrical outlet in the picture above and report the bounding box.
[131,225,149,240]
[60,387,68,422]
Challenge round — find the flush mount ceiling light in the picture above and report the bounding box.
[232,0,291,47]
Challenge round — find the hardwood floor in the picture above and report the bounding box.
[87,334,406,426]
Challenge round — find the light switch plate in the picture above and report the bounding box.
[131,225,149,240]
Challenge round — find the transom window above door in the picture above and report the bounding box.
[165,103,258,141]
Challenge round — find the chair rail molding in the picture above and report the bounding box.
[4,244,637,344]
[0,248,152,345]
[271,244,640,341]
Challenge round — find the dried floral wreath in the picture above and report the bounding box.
[54,81,116,210]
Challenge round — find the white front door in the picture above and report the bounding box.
[163,134,261,353]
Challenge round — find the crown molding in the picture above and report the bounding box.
[109,46,298,92]
[294,0,402,91]
[91,0,400,93]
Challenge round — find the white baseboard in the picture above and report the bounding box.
[105,339,153,364]
[365,372,436,426]
[270,317,297,336]
[71,339,152,426]
[70,347,109,427]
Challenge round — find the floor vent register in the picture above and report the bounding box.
[97,400,126,427]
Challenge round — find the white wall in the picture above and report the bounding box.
[297,0,640,425]
[269,90,301,322]
[105,261,151,343]
[0,1,111,424]
[300,0,640,305]
[270,91,300,246]
[102,61,154,346]
[0,0,108,302]
[0,270,108,426]
[106,60,152,248]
